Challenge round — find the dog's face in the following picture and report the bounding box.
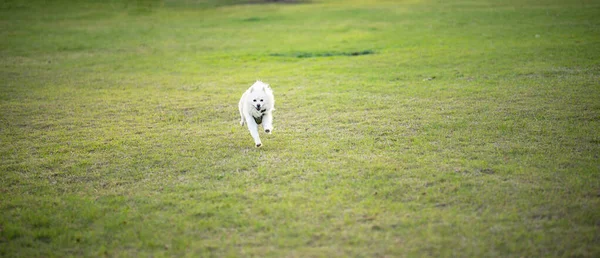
[247,84,272,111]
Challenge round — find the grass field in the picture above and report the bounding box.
[1,0,599,256]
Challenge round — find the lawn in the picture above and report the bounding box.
[1,0,599,256]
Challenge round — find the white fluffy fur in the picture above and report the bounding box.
[238,81,275,147]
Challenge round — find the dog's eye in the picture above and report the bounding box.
[253,99,256,102]
[260,99,264,102]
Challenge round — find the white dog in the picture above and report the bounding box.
[238,81,275,147]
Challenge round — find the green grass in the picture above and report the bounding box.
[1,0,599,256]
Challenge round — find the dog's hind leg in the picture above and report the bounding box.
[238,100,245,126]
[239,114,245,126]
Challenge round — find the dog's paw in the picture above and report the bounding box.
[240,121,245,126]
[265,129,271,134]
[256,143,262,148]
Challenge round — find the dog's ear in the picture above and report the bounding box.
[250,87,254,93]
[262,86,266,92]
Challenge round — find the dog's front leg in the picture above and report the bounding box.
[244,115,262,147]
[262,112,273,134]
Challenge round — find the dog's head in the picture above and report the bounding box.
[247,81,273,111]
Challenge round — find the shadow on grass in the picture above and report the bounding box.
[165,0,310,8]
[270,50,376,58]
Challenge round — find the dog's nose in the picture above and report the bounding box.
[256,104,261,109]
